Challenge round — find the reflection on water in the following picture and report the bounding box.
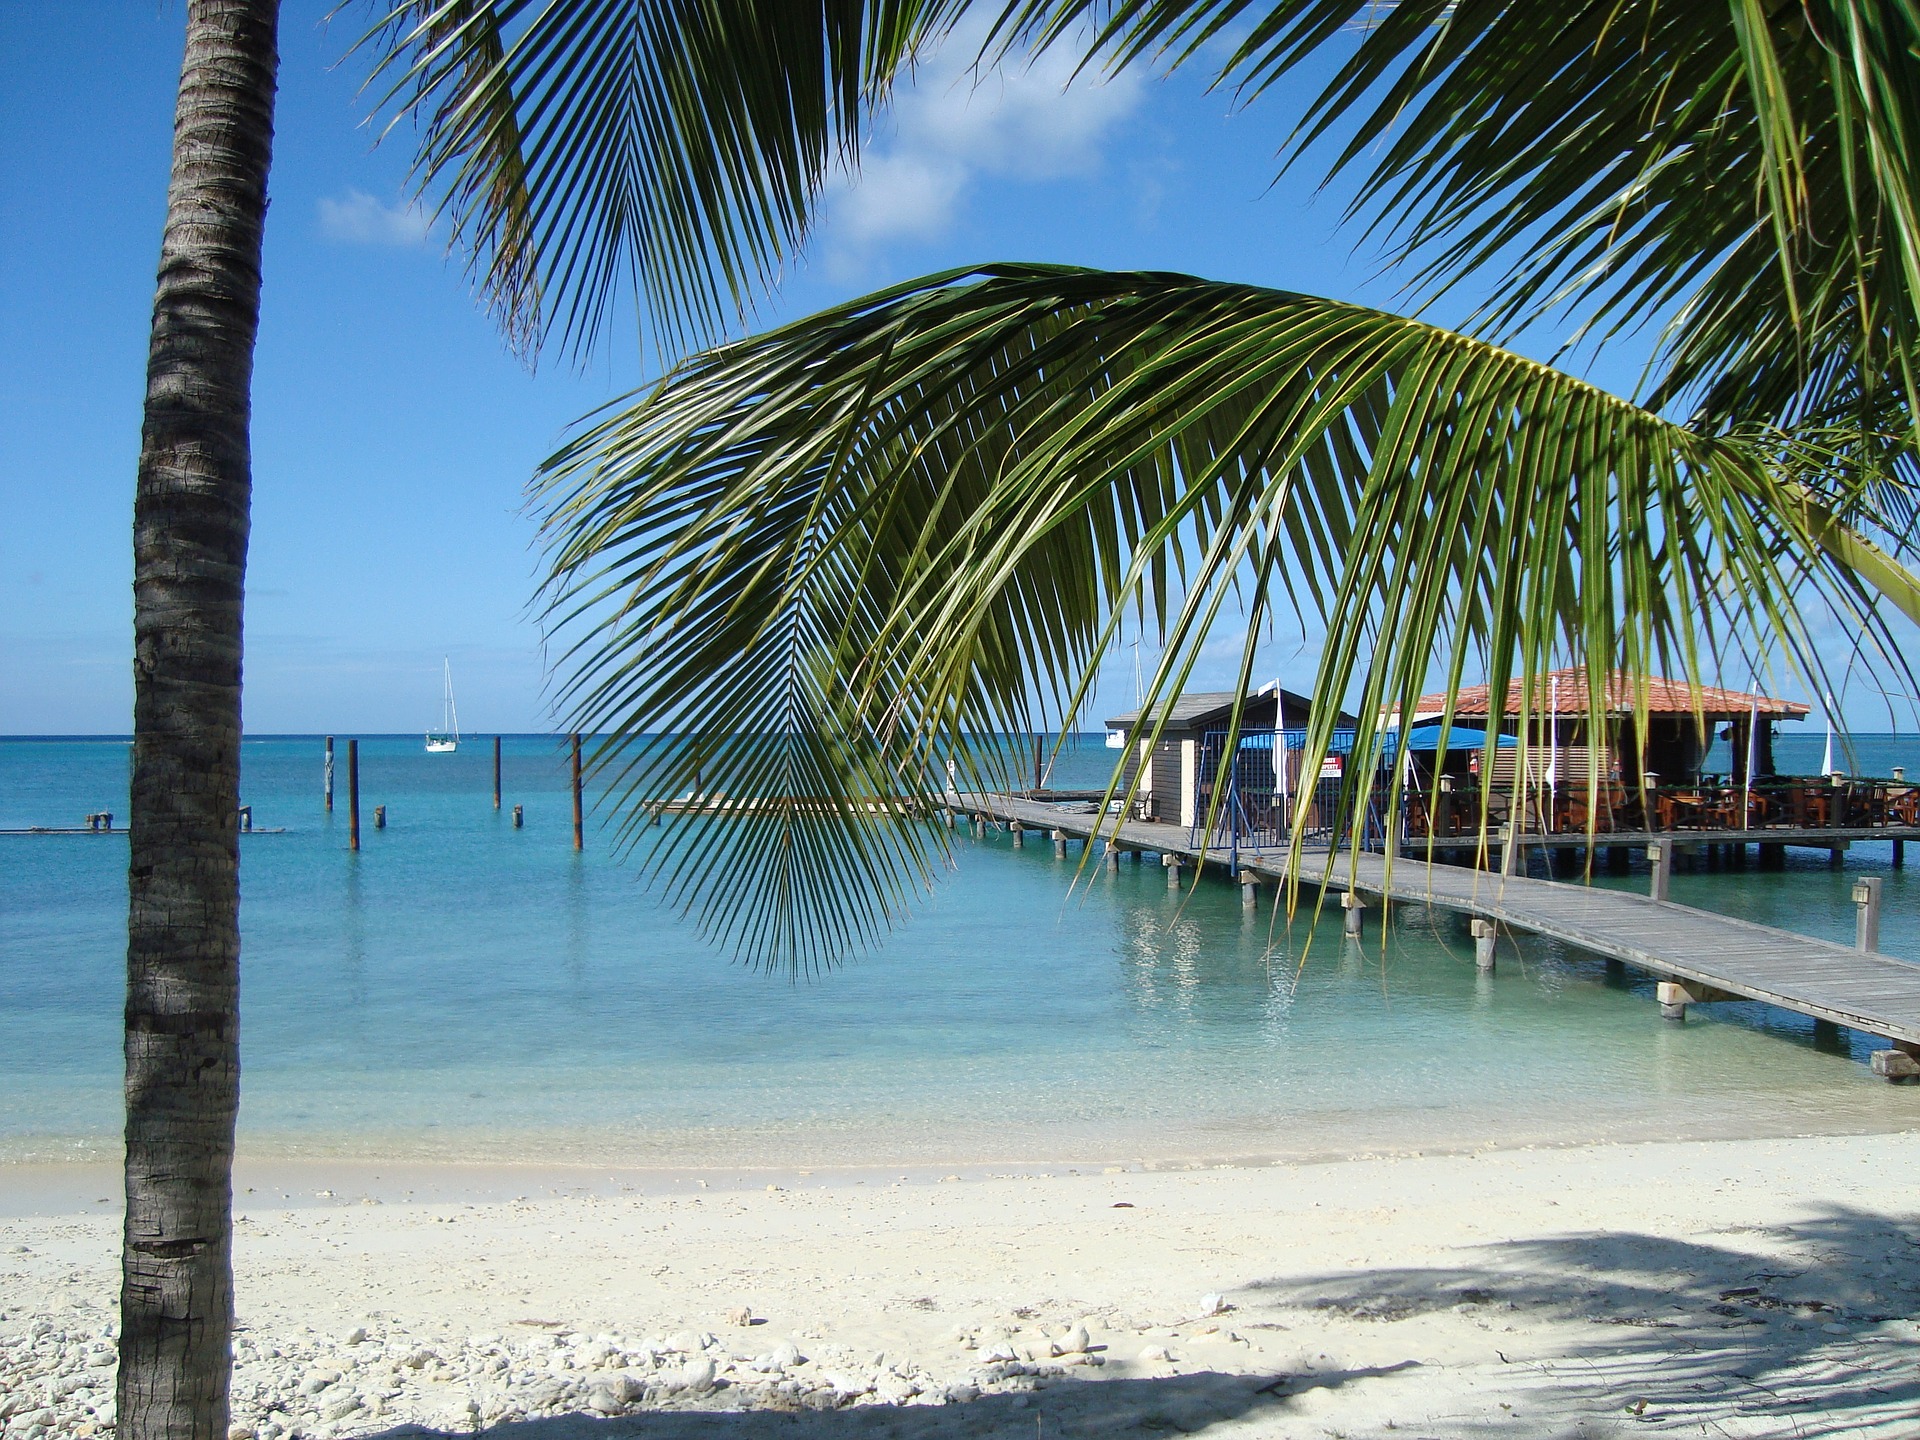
[3,735,1919,1167]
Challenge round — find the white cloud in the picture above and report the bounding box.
[824,26,1145,261]
[317,189,432,247]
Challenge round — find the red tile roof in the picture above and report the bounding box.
[1402,667,1810,721]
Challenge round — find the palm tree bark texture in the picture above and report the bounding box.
[123,3,279,1438]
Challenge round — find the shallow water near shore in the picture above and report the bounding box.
[5,733,1920,1169]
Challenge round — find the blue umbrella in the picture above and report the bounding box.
[1398,724,1514,751]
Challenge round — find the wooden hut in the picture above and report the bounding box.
[1104,688,1320,826]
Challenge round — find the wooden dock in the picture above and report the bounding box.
[951,792,1920,1074]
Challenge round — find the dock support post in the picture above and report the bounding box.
[324,735,334,812]
[512,804,524,829]
[1896,839,1905,869]
[1657,980,1692,1021]
[1471,918,1496,972]
[238,805,252,833]
[1011,821,1024,850]
[1829,840,1849,868]
[1240,871,1258,909]
[347,739,360,852]
[1342,893,1365,937]
[571,733,583,852]
[1854,876,1883,952]
[943,808,955,829]
[1164,854,1183,889]
[973,814,986,838]
[493,735,502,810]
[1647,840,1671,902]
[1811,1018,1845,1051]
[1760,842,1785,869]
[1870,1041,1920,1080]
[1105,843,1121,872]
[1499,821,1520,877]
[1052,829,1067,858]
[374,804,386,830]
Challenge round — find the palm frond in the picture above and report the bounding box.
[360,0,966,357]
[1007,1,1920,520]
[537,263,1920,963]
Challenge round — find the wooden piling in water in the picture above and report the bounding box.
[571,733,584,852]
[1471,918,1496,972]
[347,739,360,852]
[374,805,386,830]
[513,804,524,829]
[324,735,334,812]
[493,735,502,810]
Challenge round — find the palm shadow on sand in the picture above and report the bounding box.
[347,1206,1914,1439]
[1237,1202,1919,1438]
[359,1363,1415,1439]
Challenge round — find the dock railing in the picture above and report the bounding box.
[1401,775,1920,838]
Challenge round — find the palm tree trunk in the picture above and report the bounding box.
[121,4,278,1438]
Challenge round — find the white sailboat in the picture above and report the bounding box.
[425,659,460,753]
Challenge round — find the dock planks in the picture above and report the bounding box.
[954,792,1920,1051]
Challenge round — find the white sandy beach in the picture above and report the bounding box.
[4,1130,1918,1439]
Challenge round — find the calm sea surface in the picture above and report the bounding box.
[5,733,1919,1168]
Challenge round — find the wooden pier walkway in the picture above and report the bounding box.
[951,792,1920,1073]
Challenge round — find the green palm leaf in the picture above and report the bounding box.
[537,263,1920,963]
[1015,1,1920,515]
[362,0,966,355]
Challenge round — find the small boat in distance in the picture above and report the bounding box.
[425,659,460,753]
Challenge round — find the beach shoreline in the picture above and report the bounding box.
[5,1129,1916,1438]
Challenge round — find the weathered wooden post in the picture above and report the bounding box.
[493,734,502,810]
[1239,871,1258,909]
[512,804,524,829]
[324,735,334,812]
[348,739,360,852]
[1342,892,1365,937]
[1011,820,1024,849]
[374,804,386,830]
[1499,818,1521,877]
[1869,1042,1920,1080]
[1854,876,1883,952]
[1471,917,1496,972]
[1648,839,1671,902]
[571,733,584,852]
[1105,843,1122,871]
[1164,854,1183,889]
[1052,828,1067,858]
[1657,979,1692,1021]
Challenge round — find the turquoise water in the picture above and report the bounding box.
[5,734,1919,1168]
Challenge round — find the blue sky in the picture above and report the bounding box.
[2,4,1904,735]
